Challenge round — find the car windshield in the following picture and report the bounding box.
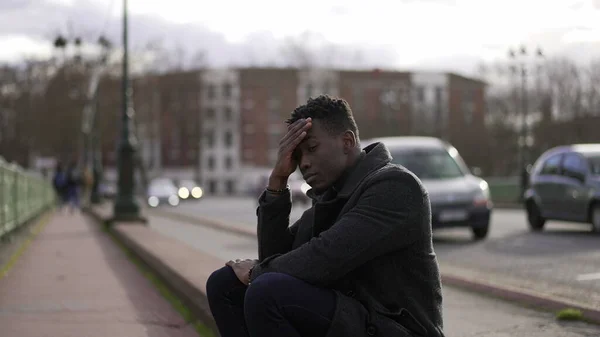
[588,155,600,175]
[179,180,197,188]
[390,148,465,179]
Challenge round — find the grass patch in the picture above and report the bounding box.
[556,308,584,321]
[102,223,215,337]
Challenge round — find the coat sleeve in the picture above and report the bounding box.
[250,169,428,286]
[256,189,300,261]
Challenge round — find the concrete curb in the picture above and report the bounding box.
[83,207,221,334]
[441,272,600,324]
[151,208,600,325]
[148,209,256,238]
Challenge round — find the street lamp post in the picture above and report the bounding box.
[113,0,143,222]
[508,45,544,172]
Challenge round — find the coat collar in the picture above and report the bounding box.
[306,142,392,200]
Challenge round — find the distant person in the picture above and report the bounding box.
[206,95,445,337]
[65,162,82,213]
[52,163,68,209]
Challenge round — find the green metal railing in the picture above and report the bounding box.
[0,156,55,240]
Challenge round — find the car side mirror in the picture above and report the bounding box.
[471,167,482,176]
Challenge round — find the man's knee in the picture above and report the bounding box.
[245,272,299,305]
[206,266,239,301]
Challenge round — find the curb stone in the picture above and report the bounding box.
[150,208,600,325]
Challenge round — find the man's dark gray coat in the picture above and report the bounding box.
[250,142,444,337]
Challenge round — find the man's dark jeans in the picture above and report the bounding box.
[206,266,336,337]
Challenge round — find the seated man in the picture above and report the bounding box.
[206,95,445,337]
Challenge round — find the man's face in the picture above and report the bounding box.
[293,119,349,192]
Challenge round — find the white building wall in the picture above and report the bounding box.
[200,69,241,195]
[410,73,449,137]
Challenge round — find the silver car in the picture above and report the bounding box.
[524,144,600,233]
[365,137,493,240]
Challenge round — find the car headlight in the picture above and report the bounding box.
[178,187,190,199]
[148,196,159,207]
[168,195,179,206]
[191,187,203,198]
[473,180,491,207]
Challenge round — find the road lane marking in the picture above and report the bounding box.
[576,272,600,281]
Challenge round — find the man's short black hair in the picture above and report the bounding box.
[287,94,359,139]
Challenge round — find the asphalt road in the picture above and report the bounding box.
[158,196,600,310]
[145,199,600,336]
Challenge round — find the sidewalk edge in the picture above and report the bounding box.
[152,208,600,324]
[83,207,219,334]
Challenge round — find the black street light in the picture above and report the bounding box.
[508,45,545,173]
[112,0,143,222]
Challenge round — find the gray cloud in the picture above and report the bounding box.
[3,0,600,75]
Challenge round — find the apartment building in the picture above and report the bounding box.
[95,67,486,196]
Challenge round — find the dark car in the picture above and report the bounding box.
[365,137,493,240]
[524,144,600,233]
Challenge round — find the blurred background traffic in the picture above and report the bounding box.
[1,1,600,237]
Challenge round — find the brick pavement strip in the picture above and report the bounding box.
[150,206,600,325]
[0,211,199,337]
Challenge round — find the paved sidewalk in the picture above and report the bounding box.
[0,211,199,337]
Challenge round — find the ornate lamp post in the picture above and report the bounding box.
[112,0,143,222]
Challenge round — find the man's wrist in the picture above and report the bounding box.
[268,175,289,191]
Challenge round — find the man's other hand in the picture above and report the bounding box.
[226,259,258,286]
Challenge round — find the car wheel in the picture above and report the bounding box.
[472,225,489,240]
[591,202,600,234]
[526,201,546,232]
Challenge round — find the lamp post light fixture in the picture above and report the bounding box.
[508,45,545,173]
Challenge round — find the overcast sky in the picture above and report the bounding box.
[2,0,600,76]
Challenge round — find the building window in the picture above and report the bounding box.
[225,156,233,170]
[352,86,364,111]
[187,149,196,160]
[207,85,216,99]
[268,98,281,123]
[170,148,180,160]
[223,84,232,98]
[224,131,233,147]
[269,128,283,151]
[208,156,215,170]
[226,180,235,195]
[205,131,214,147]
[205,108,215,120]
[415,86,425,102]
[224,107,232,121]
[435,87,443,120]
[208,180,217,194]
[463,89,474,124]
[306,84,313,98]
[322,82,330,95]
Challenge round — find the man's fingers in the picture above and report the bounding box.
[280,121,311,149]
[281,118,311,143]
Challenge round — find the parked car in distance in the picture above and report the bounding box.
[524,144,600,233]
[147,178,180,207]
[176,179,203,201]
[364,137,493,240]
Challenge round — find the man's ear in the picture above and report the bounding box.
[342,131,357,153]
